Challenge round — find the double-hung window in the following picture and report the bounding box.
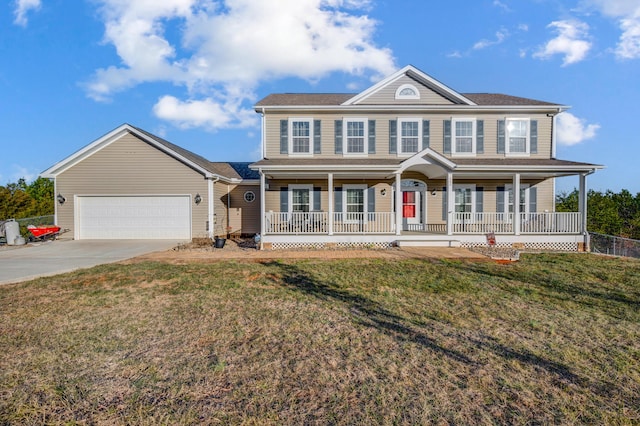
[452,119,476,155]
[506,119,529,155]
[399,119,421,154]
[504,184,530,215]
[345,119,366,154]
[290,119,313,154]
[343,184,367,223]
[289,184,312,213]
[454,185,475,214]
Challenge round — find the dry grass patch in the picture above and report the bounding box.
[1,254,639,424]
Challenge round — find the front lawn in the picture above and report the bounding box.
[1,254,639,424]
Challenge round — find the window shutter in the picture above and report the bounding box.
[334,120,343,154]
[389,120,397,154]
[476,187,483,213]
[280,187,288,212]
[476,120,484,154]
[442,187,447,221]
[314,120,321,154]
[280,120,288,154]
[368,187,376,217]
[497,120,505,154]
[530,120,538,154]
[443,120,451,154]
[529,187,537,212]
[422,120,430,150]
[334,187,343,213]
[368,120,376,154]
[496,186,505,213]
[313,187,322,211]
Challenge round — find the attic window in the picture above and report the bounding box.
[395,84,420,100]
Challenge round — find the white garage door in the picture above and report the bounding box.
[77,195,191,239]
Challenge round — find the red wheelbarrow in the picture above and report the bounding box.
[27,225,62,241]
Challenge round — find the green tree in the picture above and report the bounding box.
[26,177,54,217]
[556,188,640,239]
[0,177,54,220]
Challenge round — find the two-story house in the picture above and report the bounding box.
[250,65,603,250]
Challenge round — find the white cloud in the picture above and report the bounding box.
[556,112,600,146]
[13,0,41,26]
[493,0,511,12]
[85,0,395,131]
[473,28,509,50]
[534,20,592,66]
[153,95,258,130]
[582,0,640,59]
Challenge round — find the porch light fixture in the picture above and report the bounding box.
[194,193,202,205]
[431,189,437,196]
[56,193,66,205]
[380,188,387,196]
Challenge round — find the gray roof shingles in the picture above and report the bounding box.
[255,93,560,107]
[131,125,259,180]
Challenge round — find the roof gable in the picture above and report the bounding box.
[41,124,250,183]
[343,65,477,106]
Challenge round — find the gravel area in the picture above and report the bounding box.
[128,237,493,264]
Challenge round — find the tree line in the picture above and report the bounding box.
[0,177,54,220]
[556,189,640,240]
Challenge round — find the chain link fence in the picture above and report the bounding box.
[15,215,55,227]
[590,232,640,259]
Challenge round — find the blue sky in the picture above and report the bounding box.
[2,0,639,193]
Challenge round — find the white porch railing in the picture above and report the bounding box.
[452,212,582,234]
[264,211,582,235]
[265,211,328,234]
[333,212,395,234]
[452,213,514,234]
[520,212,581,234]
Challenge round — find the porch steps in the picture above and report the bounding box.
[396,238,461,248]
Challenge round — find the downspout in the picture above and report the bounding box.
[227,184,231,238]
[260,169,266,249]
[261,107,266,159]
[53,178,58,229]
[208,176,219,238]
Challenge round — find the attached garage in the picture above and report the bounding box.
[76,195,191,239]
[41,124,261,241]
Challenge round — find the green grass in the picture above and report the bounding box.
[1,253,639,424]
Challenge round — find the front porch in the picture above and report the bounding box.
[252,149,600,251]
[262,210,586,251]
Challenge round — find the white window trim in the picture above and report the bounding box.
[504,184,531,215]
[342,117,368,156]
[288,184,313,214]
[342,184,368,223]
[505,118,530,157]
[398,117,423,156]
[453,184,476,223]
[395,83,420,100]
[288,117,314,156]
[451,118,476,157]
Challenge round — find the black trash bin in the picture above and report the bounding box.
[214,237,226,248]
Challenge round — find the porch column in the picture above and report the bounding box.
[446,172,454,236]
[395,172,402,235]
[513,173,521,236]
[579,173,588,235]
[328,173,334,235]
[260,171,266,238]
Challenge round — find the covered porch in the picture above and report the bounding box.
[251,150,602,250]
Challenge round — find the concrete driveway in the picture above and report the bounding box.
[0,240,182,285]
